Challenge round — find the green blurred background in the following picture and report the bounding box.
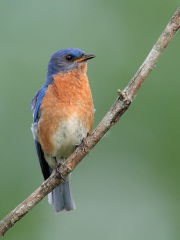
[0,1,179,239]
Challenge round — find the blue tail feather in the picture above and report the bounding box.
[48,174,75,212]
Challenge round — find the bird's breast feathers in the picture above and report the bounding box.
[35,67,94,166]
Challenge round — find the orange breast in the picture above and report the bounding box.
[38,64,94,154]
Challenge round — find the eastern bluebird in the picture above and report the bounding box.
[30,48,95,212]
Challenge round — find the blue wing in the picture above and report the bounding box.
[30,86,46,123]
[30,86,51,180]
[35,140,50,180]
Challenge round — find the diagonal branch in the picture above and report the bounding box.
[0,7,179,237]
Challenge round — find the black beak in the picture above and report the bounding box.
[75,53,95,62]
[82,53,96,60]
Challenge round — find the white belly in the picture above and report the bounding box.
[46,115,88,168]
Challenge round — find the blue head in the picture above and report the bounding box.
[47,48,95,77]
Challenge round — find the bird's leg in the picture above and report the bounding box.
[55,164,66,182]
[74,134,89,153]
[81,134,89,153]
[54,157,66,182]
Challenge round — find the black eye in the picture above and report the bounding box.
[65,55,73,61]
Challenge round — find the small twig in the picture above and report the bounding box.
[0,7,179,237]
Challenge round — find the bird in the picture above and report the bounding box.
[30,48,95,212]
